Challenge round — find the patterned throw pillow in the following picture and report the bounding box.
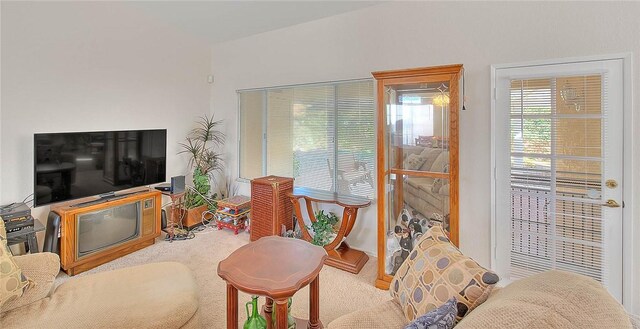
[405,154,427,171]
[390,226,499,322]
[404,297,457,329]
[0,220,32,308]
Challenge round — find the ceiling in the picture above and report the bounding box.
[126,1,382,45]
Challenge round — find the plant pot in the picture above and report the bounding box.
[181,204,208,229]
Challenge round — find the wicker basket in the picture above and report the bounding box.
[250,176,294,241]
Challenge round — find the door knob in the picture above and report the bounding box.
[602,199,621,208]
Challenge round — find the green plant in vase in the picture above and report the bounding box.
[179,115,225,219]
[308,210,339,246]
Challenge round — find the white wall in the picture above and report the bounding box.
[1,3,212,223]
[210,1,640,311]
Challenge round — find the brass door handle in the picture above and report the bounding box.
[603,199,621,208]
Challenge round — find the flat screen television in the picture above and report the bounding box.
[34,129,167,207]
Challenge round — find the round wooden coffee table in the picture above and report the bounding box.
[218,236,328,329]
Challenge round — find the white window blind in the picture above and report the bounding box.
[238,79,375,198]
[509,74,607,282]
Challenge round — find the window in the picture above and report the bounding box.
[238,80,375,198]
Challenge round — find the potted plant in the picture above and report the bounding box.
[179,115,225,227]
[308,210,340,246]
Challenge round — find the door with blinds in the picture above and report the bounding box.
[493,59,624,300]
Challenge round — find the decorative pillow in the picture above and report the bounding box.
[431,179,443,193]
[405,154,427,170]
[404,297,457,329]
[390,226,499,322]
[0,220,32,308]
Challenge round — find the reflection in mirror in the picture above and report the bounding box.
[384,174,450,275]
[385,82,451,172]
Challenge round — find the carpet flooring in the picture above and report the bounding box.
[55,227,391,328]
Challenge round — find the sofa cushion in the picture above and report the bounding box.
[390,226,499,322]
[1,252,59,313]
[0,262,200,329]
[455,270,632,329]
[418,148,443,172]
[406,177,435,190]
[429,151,449,172]
[0,220,32,309]
[327,299,408,329]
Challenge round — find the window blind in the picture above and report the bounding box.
[238,79,375,198]
[509,74,607,282]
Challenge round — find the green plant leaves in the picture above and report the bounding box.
[180,115,225,209]
[308,210,339,246]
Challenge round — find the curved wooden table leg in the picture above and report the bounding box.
[275,299,288,329]
[291,197,313,242]
[227,283,238,329]
[309,275,322,329]
[288,190,371,274]
[343,207,359,237]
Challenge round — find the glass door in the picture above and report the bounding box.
[493,59,624,300]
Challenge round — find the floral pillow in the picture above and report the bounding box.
[390,226,499,322]
[0,220,32,308]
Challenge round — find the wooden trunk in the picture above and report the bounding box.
[250,176,294,241]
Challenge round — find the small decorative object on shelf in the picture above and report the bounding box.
[244,296,267,329]
[216,195,251,235]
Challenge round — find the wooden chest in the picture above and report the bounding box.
[250,176,294,241]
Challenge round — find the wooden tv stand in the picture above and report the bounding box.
[52,189,162,276]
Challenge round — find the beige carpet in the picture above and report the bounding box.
[55,227,391,328]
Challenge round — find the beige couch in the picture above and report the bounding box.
[1,253,201,329]
[328,270,640,329]
[402,146,449,221]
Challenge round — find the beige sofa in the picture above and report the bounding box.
[402,146,449,221]
[1,253,201,329]
[328,270,640,329]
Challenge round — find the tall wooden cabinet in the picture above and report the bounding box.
[373,65,462,289]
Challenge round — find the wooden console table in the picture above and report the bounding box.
[288,187,371,274]
[218,236,327,329]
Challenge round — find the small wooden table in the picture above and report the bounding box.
[6,218,45,253]
[161,191,185,242]
[218,236,327,329]
[288,187,371,274]
[216,195,251,235]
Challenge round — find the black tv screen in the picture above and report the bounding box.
[34,129,167,207]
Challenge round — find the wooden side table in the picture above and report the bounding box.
[218,236,328,329]
[162,191,185,241]
[288,187,372,274]
[6,218,45,253]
